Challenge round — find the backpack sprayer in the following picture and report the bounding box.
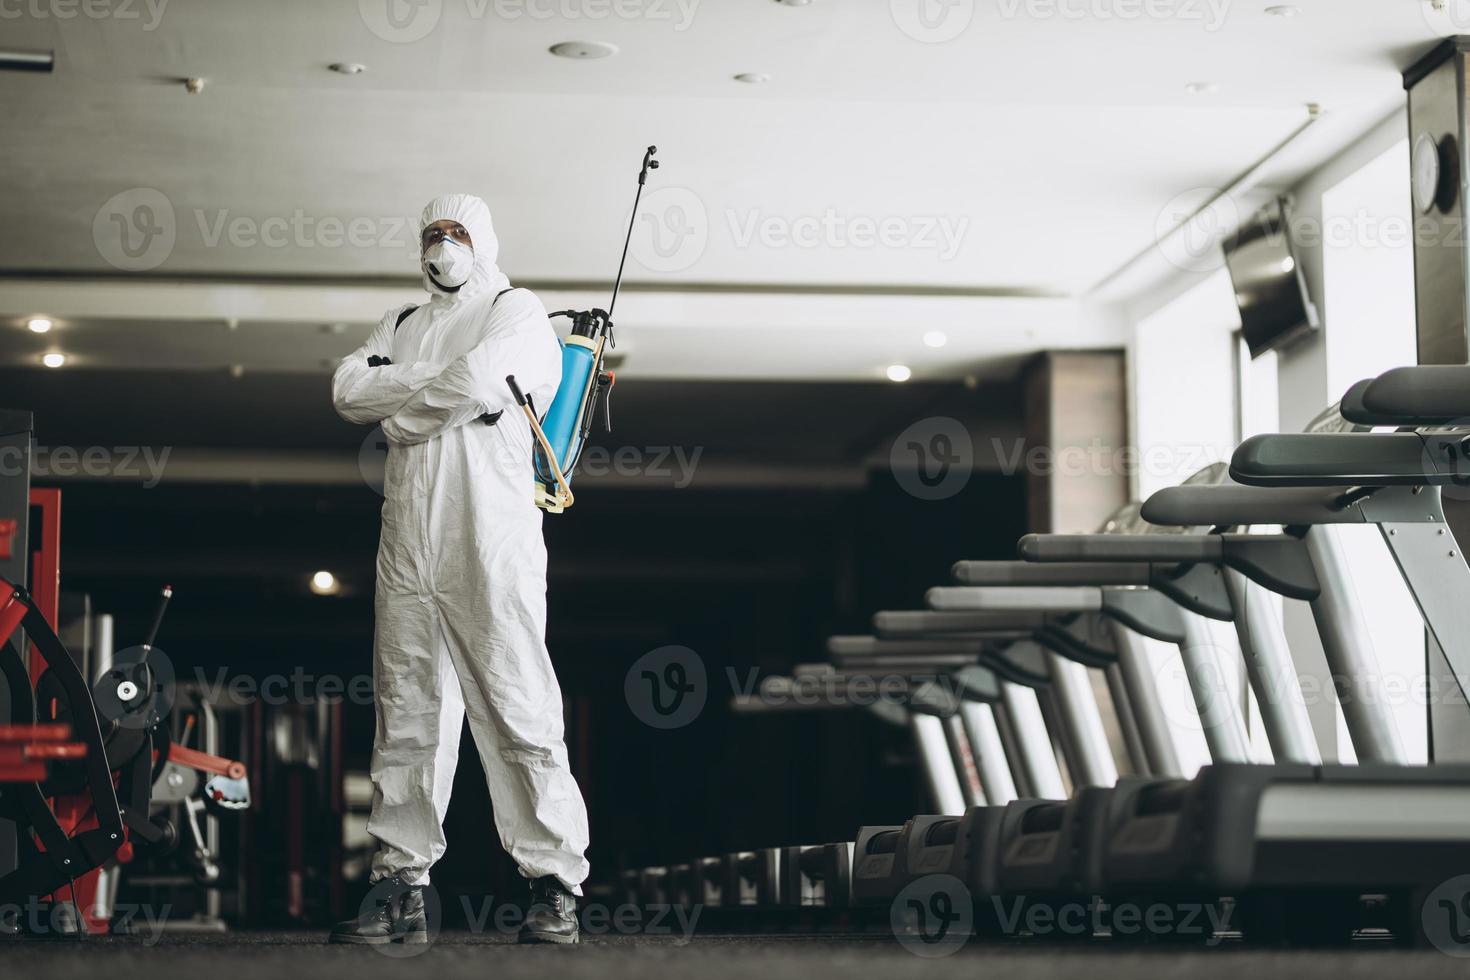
[506,145,659,514]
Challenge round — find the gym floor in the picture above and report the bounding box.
[7,934,1469,980]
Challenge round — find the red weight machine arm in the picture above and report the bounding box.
[0,580,125,905]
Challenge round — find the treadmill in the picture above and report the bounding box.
[1050,386,1470,945]
[844,504,1213,936]
[916,491,1268,938]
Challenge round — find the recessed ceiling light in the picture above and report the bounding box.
[886,364,912,383]
[1185,81,1221,95]
[734,72,771,84]
[549,41,619,60]
[1264,4,1300,16]
[42,353,65,368]
[26,317,52,333]
[923,330,948,349]
[310,570,340,596]
[773,0,812,5]
[329,62,367,75]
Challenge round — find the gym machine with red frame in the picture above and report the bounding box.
[0,419,252,936]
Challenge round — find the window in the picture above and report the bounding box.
[1130,271,1249,773]
[1319,138,1426,763]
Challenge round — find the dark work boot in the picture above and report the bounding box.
[329,874,429,945]
[518,875,580,945]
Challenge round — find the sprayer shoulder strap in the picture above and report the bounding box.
[479,288,520,426]
[391,291,521,425]
[393,288,519,332]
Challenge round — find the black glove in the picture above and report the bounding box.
[367,355,393,367]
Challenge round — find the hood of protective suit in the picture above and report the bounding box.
[419,193,511,302]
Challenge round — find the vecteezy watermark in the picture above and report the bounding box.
[891,875,973,956]
[0,443,173,488]
[891,417,975,502]
[629,188,972,273]
[1417,423,1470,503]
[193,209,418,251]
[576,446,703,488]
[1153,187,1242,275]
[358,426,704,496]
[359,0,700,43]
[890,0,975,43]
[630,186,709,273]
[359,426,392,496]
[996,0,1230,30]
[461,896,702,940]
[94,189,433,272]
[1152,191,1470,275]
[0,0,170,30]
[1423,874,1470,957]
[358,0,443,43]
[93,187,176,272]
[625,645,707,729]
[727,668,965,710]
[1422,0,1470,33]
[0,898,173,944]
[992,895,1230,943]
[95,645,176,731]
[725,210,970,263]
[489,0,699,28]
[192,667,377,707]
[991,437,1229,483]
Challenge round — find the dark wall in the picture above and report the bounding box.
[51,471,1025,912]
[7,371,1027,919]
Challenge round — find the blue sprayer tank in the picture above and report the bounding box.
[529,308,614,512]
[538,335,599,483]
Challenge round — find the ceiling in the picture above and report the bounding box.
[0,1,1453,409]
[0,0,1448,294]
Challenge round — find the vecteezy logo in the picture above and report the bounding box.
[630,187,708,273]
[625,645,706,729]
[358,425,390,497]
[891,874,973,957]
[890,0,975,43]
[359,0,443,43]
[1420,423,1470,503]
[1152,187,1237,274]
[93,188,176,271]
[890,417,974,501]
[1423,874,1470,956]
[1423,0,1470,33]
[1149,640,1239,738]
[94,645,176,731]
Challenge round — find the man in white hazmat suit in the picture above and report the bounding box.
[328,193,589,946]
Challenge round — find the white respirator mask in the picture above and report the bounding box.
[422,238,474,290]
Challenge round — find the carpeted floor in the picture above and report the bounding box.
[3,933,1468,980]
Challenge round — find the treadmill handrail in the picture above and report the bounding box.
[1230,431,1439,486]
[953,560,1152,587]
[1141,484,1368,528]
[1363,365,1470,424]
[1018,533,1222,563]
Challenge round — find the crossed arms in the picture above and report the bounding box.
[330,297,562,446]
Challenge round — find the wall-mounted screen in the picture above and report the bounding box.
[1225,200,1320,358]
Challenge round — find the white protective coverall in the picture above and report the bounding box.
[331,193,590,892]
